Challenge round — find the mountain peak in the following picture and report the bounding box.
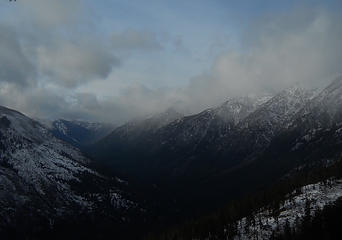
[279,85,311,97]
[240,86,314,138]
[151,107,183,121]
[138,108,183,131]
[321,75,342,95]
[48,119,115,147]
[213,95,272,124]
[309,75,342,120]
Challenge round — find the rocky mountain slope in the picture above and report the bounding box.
[89,76,342,214]
[2,76,341,239]
[90,108,184,177]
[45,119,115,148]
[0,106,136,235]
[90,86,317,179]
[234,179,342,240]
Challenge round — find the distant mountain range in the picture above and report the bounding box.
[88,76,342,211]
[41,119,115,148]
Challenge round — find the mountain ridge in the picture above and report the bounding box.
[88,77,342,215]
[0,106,140,236]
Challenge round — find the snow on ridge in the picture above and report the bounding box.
[53,119,68,135]
[232,179,342,240]
[0,106,135,217]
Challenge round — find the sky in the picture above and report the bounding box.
[0,0,341,123]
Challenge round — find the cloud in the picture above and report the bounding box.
[103,7,342,118]
[0,24,36,87]
[111,30,163,51]
[177,8,342,112]
[37,40,120,88]
[1,0,120,89]
[18,0,82,28]
[1,2,342,125]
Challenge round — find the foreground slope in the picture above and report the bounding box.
[0,106,136,237]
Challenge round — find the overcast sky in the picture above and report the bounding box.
[0,0,341,123]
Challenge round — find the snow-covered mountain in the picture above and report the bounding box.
[157,87,311,159]
[109,107,183,141]
[2,76,342,238]
[159,95,270,149]
[240,87,314,138]
[190,178,342,240]
[47,119,115,147]
[235,179,342,240]
[0,106,136,233]
[89,108,184,176]
[291,76,342,132]
[226,87,316,162]
[140,77,342,239]
[90,95,275,179]
[90,77,342,205]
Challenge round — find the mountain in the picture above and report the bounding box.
[2,77,342,239]
[221,87,316,167]
[89,77,342,216]
[158,95,270,152]
[0,106,138,238]
[47,119,115,148]
[109,107,183,140]
[239,87,315,145]
[149,95,272,177]
[90,89,315,180]
[276,77,342,173]
[89,108,184,177]
[154,87,314,177]
[291,76,342,131]
[234,179,342,240]
[150,164,342,240]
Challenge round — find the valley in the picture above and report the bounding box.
[1,76,341,239]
